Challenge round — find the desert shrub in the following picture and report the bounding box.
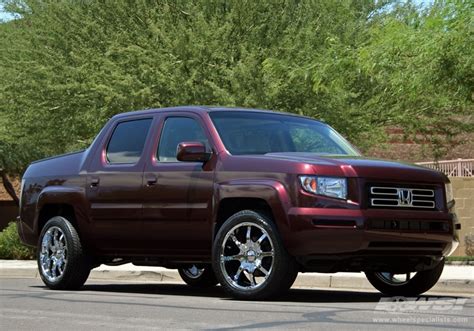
[0,222,35,259]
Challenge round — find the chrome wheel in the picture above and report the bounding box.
[178,263,218,287]
[182,265,205,279]
[220,222,274,291]
[375,272,417,286]
[39,226,68,282]
[366,260,445,296]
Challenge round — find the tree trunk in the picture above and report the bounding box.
[0,169,19,207]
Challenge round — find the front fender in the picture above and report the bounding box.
[214,179,293,244]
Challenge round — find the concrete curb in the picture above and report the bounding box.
[446,260,474,266]
[1,266,472,294]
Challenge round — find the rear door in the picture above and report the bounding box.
[86,116,154,252]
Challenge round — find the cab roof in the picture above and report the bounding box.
[111,105,325,124]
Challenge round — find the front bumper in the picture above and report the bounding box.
[285,207,459,270]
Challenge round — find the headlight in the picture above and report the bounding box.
[299,176,347,200]
[445,182,454,204]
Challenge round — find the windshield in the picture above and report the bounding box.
[209,111,360,156]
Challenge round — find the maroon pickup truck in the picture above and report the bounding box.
[17,106,459,299]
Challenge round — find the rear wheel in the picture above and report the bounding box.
[37,216,91,290]
[212,210,298,300]
[365,259,445,296]
[178,264,218,287]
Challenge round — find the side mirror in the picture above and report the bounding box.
[176,142,211,162]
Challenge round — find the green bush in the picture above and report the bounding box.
[0,222,35,260]
[446,256,474,262]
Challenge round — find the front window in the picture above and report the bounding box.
[157,117,209,162]
[209,111,359,156]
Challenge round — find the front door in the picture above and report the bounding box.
[142,114,215,258]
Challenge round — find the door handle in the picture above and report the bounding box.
[90,178,100,187]
[146,175,157,186]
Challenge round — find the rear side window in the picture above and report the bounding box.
[106,118,152,164]
[158,117,208,162]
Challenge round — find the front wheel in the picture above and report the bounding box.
[365,259,445,296]
[178,264,218,287]
[212,210,298,300]
[37,216,91,290]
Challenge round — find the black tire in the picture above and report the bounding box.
[37,216,91,290]
[365,259,445,296]
[178,264,218,287]
[212,210,298,300]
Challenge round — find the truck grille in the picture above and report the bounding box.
[369,186,436,209]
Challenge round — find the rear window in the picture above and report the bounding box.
[106,118,152,164]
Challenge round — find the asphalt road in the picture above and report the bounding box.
[0,278,472,330]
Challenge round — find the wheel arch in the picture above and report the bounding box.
[213,180,292,243]
[35,186,89,239]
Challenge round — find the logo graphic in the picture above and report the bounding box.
[398,189,413,206]
[375,296,468,312]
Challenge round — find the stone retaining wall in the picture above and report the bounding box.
[451,177,474,256]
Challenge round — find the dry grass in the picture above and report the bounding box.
[0,176,20,201]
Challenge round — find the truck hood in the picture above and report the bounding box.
[264,153,447,183]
